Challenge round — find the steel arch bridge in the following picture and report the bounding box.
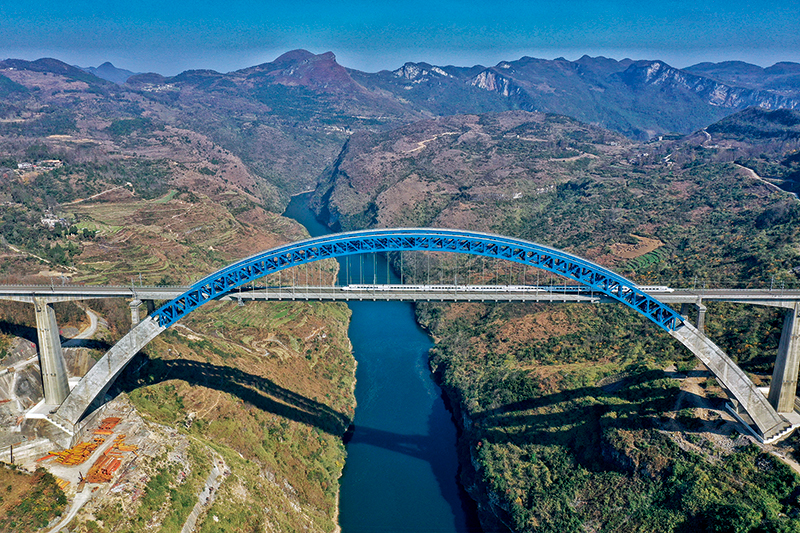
[153,228,681,331]
[51,228,790,441]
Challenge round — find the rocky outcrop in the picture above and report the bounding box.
[470,70,517,97]
[616,61,800,110]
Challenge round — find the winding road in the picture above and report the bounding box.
[735,164,799,201]
[63,305,100,348]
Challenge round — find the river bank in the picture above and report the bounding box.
[283,193,480,533]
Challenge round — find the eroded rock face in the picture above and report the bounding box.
[14,367,43,409]
[615,61,800,111]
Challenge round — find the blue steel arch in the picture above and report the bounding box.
[152,228,683,332]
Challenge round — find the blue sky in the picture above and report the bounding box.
[1,1,798,75]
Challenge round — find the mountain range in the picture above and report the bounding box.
[1,50,799,202]
[73,51,800,139]
[3,49,800,533]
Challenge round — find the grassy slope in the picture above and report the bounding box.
[0,464,66,533]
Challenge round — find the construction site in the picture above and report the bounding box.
[37,415,139,491]
[7,392,223,533]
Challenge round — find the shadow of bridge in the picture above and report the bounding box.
[113,355,351,436]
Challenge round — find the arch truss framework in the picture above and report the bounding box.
[153,229,681,332]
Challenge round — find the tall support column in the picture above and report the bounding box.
[696,303,707,334]
[768,302,800,413]
[129,299,142,327]
[33,297,70,406]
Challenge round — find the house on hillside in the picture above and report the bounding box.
[40,212,67,229]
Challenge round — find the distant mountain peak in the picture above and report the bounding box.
[766,62,800,75]
[0,57,110,86]
[272,49,318,65]
[235,49,360,94]
[266,49,339,70]
[77,61,139,84]
[618,60,681,85]
[241,50,341,73]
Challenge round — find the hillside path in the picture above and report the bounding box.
[180,453,229,533]
[46,486,93,533]
[403,132,459,153]
[735,164,799,201]
[63,305,99,348]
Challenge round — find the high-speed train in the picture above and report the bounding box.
[340,284,674,293]
[638,286,674,293]
[341,284,543,292]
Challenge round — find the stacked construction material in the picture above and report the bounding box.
[85,451,120,483]
[44,437,105,466]
[85,434,138,484]
[93,417,121,436]
[54,476,70,491]
[113,435,138,453]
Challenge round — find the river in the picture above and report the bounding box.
[284,193,480,532]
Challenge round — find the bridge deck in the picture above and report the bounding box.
[1,285,800,307]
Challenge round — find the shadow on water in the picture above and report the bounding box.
[113,354,351,436]
[345,406,482,531]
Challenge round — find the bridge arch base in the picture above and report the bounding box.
[670,322,790,440]
[50,317,165,430]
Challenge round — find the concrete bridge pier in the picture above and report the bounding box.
[129,300,156,328]
[768,302,800,413]
[696,303,707,334]
[33,297,70,406]
[679,302,707,334]
[129,299,142,326]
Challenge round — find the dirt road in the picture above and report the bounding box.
[180,453,229,533]
[63,306,99,348]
